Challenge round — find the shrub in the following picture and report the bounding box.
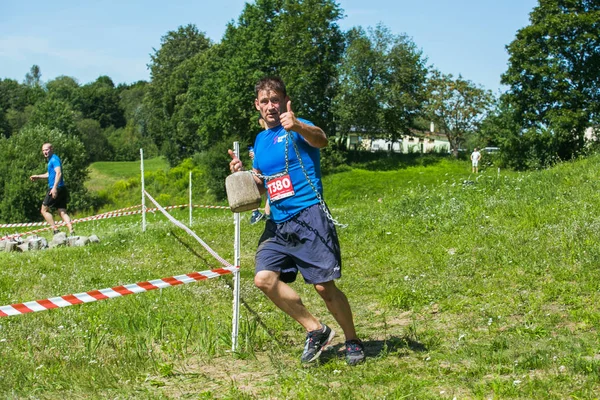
[192,141,233,200]
[321,144,349,175]
[106,125,158,161]
[0,125,90,222]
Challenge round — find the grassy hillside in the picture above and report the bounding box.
[85,157,220,214]
[1,155,599,398]
[86,157,170,192]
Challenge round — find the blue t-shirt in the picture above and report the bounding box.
[253,119,323,223]
[47,154,65,189]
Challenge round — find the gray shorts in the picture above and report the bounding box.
[255,204,342,284]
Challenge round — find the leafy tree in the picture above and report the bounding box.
[106,125,158,161]
[269,0,345,134]
[333,27,379,139]
[186,19,265,157]
[333,24,428,145]
[148,25,212,91]
[76,119,113,162]
[0,125,89,223]
[0,110,7,138]
[502,0,600,161]
[118,81,154,160]
[75,76,126,129]
[5,107,33,135]
[0,78,40,137]
[164,0,345,194]
[46,76,80,103]
[481,97,550,169]
[22,65,46,105]
[187,0,345,151]
[153,52,209,164]
[119,81,149,128]
[145,24,212,152]
[24,65,42,88]
[184,40,260,162]
[0,79,29,111]
[425,70,494,156]
[192,139,235,200]
[27,98,80,137]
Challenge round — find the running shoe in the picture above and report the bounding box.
[301,323,335,363]
[250,210,264,225]
[345,339,365,365]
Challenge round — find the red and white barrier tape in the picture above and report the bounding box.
[0,196,237,317]
[0,203,230,230]
[0,221,44,229]
[0,205,143,229]
[0,203,231,240]
[0,209,144,240]
[0,266,239,317]
[192,204,231,210]
[144,191,233,268]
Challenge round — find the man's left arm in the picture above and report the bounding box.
[280,100,328,148]
[50,166,62,198]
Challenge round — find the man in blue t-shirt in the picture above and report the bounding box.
[228,76,364,365]
[30,143,74,235]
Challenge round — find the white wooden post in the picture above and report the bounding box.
[231,142,241,352]
[140,148,146,232]
[189,171,193,226]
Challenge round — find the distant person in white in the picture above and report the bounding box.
[471,148,481,173]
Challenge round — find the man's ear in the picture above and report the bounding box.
[254,98,260,111]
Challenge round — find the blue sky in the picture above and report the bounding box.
[1,0,538,94]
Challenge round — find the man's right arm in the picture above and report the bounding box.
[228,149,265,193]
[30,172,49,181]
[253,168,266,194]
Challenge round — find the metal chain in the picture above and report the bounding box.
[289,133,347,228]
[250,132,290,181]
[251,130,347,228]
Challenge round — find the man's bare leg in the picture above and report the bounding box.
[314,281,358,341]
[41,205,56,231]
[58,209,73,233]
[254,270,321,332]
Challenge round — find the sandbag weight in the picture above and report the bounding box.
[225,171,262,213]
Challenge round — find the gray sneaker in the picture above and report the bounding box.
[301,323,335,363]
[345,339,365,365]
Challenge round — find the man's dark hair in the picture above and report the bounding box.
[255,76,287,97]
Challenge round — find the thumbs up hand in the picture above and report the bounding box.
[280,100,298,131]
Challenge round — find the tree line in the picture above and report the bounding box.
[0,0,598,222]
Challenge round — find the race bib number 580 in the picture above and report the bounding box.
[267,174,295,202]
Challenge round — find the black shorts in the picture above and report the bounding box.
[42,187,69,210]
[255,203,342,284]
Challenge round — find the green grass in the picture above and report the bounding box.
[1,155,600,398]
[86,157,169,191]
[84,156,216,214]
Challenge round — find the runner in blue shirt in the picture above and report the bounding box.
[29,143,74,235]
[228,76,364,365]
